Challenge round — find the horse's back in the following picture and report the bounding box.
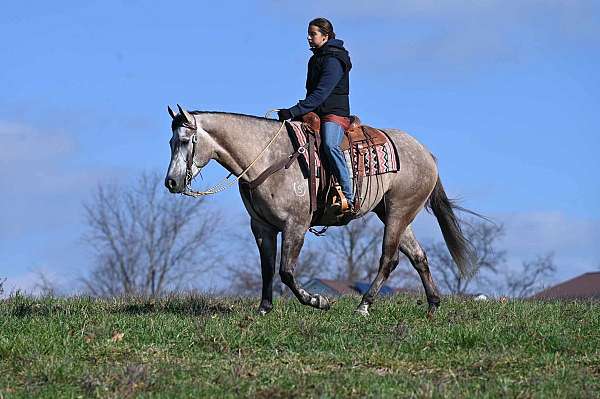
[382,128,437,180]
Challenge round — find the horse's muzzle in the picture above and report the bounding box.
[165,177,182,193]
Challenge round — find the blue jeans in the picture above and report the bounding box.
[321,121,353,203]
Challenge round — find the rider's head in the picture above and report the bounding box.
[308,17,335,49]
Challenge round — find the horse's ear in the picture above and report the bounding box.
[177,104,193,124]
[167,106,177,120]
[177,104,188,123]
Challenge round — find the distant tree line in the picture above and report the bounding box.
[227,215,556,299]
[31,172,556,299]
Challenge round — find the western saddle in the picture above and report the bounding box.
[297,112,390,216]
[241,112,395,222]
[300,112,388,151]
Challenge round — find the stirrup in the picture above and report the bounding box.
[331,185,350,213]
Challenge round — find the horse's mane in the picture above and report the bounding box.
[190,111,276,123]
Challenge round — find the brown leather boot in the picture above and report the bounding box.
[331,185,349,214]
[343,202,356,216]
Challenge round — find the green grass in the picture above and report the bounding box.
[1,293,599,398]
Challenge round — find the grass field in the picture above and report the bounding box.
[1,293,599,398]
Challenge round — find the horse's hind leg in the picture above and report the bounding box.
[279,224,330,310]
[356,207,406,316]
[398,226,441,317]
[251,218,278,315]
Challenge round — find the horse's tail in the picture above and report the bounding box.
[425,176,478,277]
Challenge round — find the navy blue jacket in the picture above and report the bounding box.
[289,39,352,118]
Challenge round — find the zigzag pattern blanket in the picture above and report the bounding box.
[286,121,400,178]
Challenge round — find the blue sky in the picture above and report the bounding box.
[1,1,599,294]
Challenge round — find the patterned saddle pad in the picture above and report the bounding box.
[286,121,400,178]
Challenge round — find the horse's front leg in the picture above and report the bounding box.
[279,223,331,310]
[250,219,278,315]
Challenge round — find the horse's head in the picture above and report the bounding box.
[164,105,213,193]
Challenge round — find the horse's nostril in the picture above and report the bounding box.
[166,178,177,189]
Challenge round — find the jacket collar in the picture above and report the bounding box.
[311,38,345,54]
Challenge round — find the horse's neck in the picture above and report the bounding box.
[197,113,291,180]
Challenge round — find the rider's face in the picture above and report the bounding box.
[307,25,329,49]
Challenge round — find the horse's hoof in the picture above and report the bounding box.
[257,306,272,316]
[317,294,330,310]
[426,303,438,319]
[310,294,330,310]
[355,303,370,317]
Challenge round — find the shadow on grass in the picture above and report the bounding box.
[116,294,236,317]
[2,294,65,318]
[2,292,239,318]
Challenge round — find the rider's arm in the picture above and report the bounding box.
[289,57,343,118]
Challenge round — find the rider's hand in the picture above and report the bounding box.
[277,108,292,121]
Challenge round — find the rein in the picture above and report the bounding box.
[182,110,286,198]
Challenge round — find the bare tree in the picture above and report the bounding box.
[33,269,61,296]
[323,214,383,282]
[81,172,220,297]
[426,219,506,295]
[504,253,556,298]
[321,215,421,288]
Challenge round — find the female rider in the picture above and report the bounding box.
[278,17,354,213]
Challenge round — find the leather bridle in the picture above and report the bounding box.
[176,110,287,197]
[181,118,198,189]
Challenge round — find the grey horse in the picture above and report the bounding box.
[165,105,476,316]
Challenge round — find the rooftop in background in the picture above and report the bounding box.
[531,272,600,300]
[304,278,412,297]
